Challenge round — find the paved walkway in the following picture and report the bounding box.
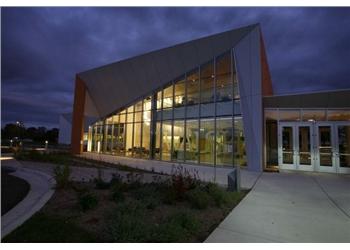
[1,158,56,239]
[205,172,350,242]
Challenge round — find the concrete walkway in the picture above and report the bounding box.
[205,172,350,243]
[1,158,56,239]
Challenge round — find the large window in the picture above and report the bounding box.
[233,117,247,167]
[172,120,185,162]
[216,117,233,166]
[88,48,251,169]
[199,118,215,165]
[161,120,172,161]
[185,119,199,163]
[200,61,214,103]
[215,52,232,102]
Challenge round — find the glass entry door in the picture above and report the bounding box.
[315,123,336,173]
[278,122,314,171]
[335,122,350,174]
[296,124,314,171]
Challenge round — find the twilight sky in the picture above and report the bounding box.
[2,7,350,128]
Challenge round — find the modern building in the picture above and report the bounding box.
[71,24,350,175]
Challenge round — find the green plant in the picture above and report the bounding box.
[152,211,199,242]
[54,164,71,189]
[79,193,98,211]
[108,200,151,242]
[170,165,200,200]
[206,183,240,207]
[185,187,211,209]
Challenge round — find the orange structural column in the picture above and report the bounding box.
[260,33,273,96]
[71,75,86,154]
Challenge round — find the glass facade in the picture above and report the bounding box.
[88,49,247,168]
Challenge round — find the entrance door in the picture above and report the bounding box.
[335,122,350,174]
[315,123,336,173]
[278,122,314,171]
[278,123,296,170]
[296,123,314,171]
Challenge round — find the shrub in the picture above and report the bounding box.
[94,168,110,189]
[111,190,125,203]
[185,187,211,209]
[152,211,199,242]
[108,200,151,242]
[170,165,200,200]
[54,164,71,189]
[79,193,98,211]
[206,182,242,207]
[162,187,178,205]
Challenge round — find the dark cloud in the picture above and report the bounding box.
[2,7,350,127]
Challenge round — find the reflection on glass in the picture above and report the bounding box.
[338,125,350,168]
[302,110,326,121]
[125,123,133,156]
[318,126,332,167]
[163,84,173,109]
[142,122,150,158]
[133,123,142,157]
[232,50,239,99]
[299,126,311,165]
[233,117,247,167]
[216,117,233,166]
[135,101,143,112]
[143,96,152,111]
[279,110,300,121]
[185,119,199,163]
[134,111,142,122]
[155,122,161,160]
[282,126,293,164]
[161,121,172,161]
[174,77,186,108]
[200,61,214,103]
[327,110,350,121]
[199,118,215,165]
[216,52,232,102]
[172,120,185,161]
[157,91,162,110]
[186,69,199,105]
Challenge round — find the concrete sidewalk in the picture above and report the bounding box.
[205,172,350,243]
[1,159,56,239]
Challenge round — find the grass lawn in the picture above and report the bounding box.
[3,168,248,243]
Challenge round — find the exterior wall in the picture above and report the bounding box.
[71,76,86,154]
[234,26,264,172]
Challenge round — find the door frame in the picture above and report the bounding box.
[278,122,297,170]
[334,121,350,174]
[314,122,336,173]
[295,122,314,172]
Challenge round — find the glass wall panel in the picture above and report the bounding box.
[142,121,150,158]
[125,123,133,156]
[135,101,143,112]
[174,77,186,108]
[143,96,152,111]
[185,119,199,163]
[232,51,239,99]
[155,121,161,160]
[233,117,247,167]
[201,103,215,117]
[163,84,173,109]
[327,109,350,121]
[104,124,113,153]
[119,110,126,124]
[233,100,241,115]
[162,109,173,120]
[161,120,172,161]
[187,69,200,105]
[216,52,232,102]
[217,102,233,116]
[127,110,134,123]
[134,111,142,122]
[200,61,214,103]
[127,105,134,113]
[279,109,301,121]
[302,109,326,121]
[338,125,350,168]
[133,122,142,157]
[216,117,233,166]
[172,120,185,162]
[157,91,162,110]
[199,118,215,165]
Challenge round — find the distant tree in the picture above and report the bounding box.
[2,123,26,140]
[46,128,59,144]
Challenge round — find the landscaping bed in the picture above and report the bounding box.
[3,166,248,243]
